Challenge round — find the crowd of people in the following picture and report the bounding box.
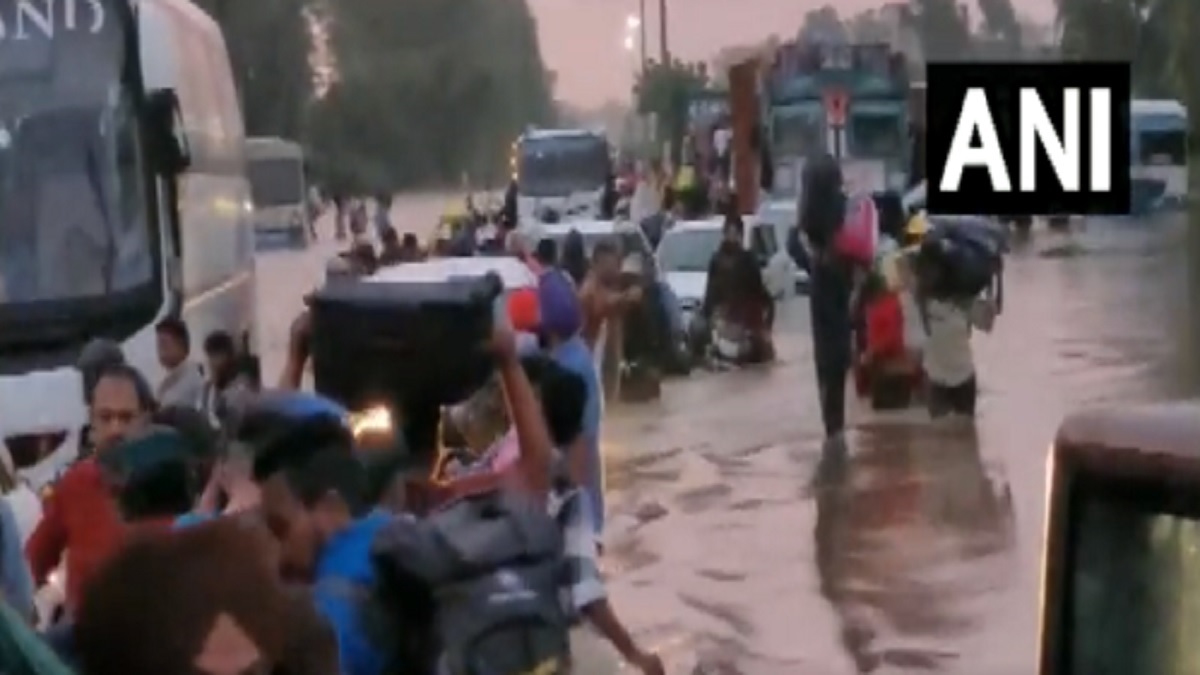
[0,198,670,674]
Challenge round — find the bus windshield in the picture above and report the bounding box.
[0,0,154,307]
[517,134,610,198]
[247,156,304,208]
[1132,114,1187,166]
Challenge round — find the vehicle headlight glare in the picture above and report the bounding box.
[350,405,393,438]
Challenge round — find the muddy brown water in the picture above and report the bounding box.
[258,204,1190,673]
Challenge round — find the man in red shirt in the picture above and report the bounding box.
[26,363,154,614]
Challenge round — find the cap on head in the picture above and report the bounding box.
[100,425,191,481]
[537,271,581,340]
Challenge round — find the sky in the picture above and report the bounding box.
[528,0,1055,106]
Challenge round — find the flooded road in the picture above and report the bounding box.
[255,201,1190,673]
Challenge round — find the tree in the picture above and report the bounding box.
[193,0,314,140]
[213,0,559,192]
[976,0,1021,54]
[908,0,971,62]
[1055,0,1174,95]
[633,59,709,162]
[798,6,848,44]
[846,9,893,44]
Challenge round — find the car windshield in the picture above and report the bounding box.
[518,135,610,198]
[0,2,153,306]
[544,229,648,259]
[1068,477,1200,674]
[247,156,304,208]
[657,228,722,273]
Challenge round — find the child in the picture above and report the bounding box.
[857,271,919,409]
[917,261,996,417]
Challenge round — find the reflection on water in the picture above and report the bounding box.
[598,215,1191,673]
[813,421,1014,672]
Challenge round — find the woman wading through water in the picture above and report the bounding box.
[801,155,853,449]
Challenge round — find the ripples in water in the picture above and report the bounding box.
[599,216,1196,673]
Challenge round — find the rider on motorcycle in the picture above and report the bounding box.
[700,213,775,362]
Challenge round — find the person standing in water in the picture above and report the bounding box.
[800,155,853,447]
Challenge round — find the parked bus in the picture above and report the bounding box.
[0,0,257,491]
[246,136,310,246]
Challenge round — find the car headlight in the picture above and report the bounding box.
[350,405,393,438]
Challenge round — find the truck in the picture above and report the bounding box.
[507,127,615,223]
[766,41,912,195]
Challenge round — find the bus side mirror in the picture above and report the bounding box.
[146,88,190,175]
[1039,404,1200,675]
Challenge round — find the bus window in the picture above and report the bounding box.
[247,155,303,208]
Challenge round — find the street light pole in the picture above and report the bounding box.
[639,0,648,70]
[658,0,669,64]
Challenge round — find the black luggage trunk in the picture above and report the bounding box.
[309,275,502,412]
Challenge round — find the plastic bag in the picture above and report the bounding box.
[833,194,878,266]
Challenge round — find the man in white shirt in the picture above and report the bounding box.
[155,317,205,409]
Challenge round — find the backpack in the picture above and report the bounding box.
[917,218,1005,307]
[371,489,570,675]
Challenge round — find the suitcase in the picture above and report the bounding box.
[309,274,503,411]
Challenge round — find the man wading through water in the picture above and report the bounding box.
[801,155,853,448]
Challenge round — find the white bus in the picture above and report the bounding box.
[1130,99,1188,211]
[0,0,257,491]
[510,128,614,223]
[246,136,310,245]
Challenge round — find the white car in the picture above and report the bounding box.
[655,218,793,330]
[753,199,809,291]
[530,219,654,264]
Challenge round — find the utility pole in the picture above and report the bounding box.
[658,0,669,64]
[639,0,648,71]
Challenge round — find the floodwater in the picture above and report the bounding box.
[255,201,1192,673]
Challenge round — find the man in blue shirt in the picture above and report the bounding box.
[254,440,389,675]
[535,259,607,542]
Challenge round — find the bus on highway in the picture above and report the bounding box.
[0,0,257,491]
[246,136,310,246]
[509,127,615,223]
[1130,99,1188,213]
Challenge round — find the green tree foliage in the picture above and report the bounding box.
[908,0,971,62]
[192,0,314,140]
[1055,0,1174,96]
[305,0,553,192]
[633,59,709,162]
[195,0,553,192]
[799,6,849,44]
[976,0,1022,53]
